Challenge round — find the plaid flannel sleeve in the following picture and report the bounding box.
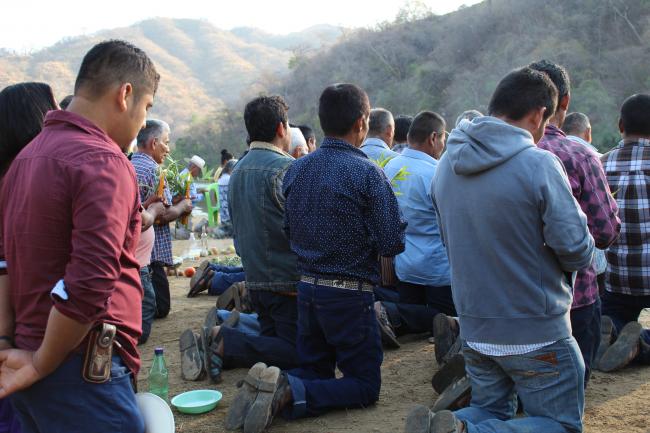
[579,153,621,249]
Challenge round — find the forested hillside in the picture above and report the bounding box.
[2,1,648,164]
[281,0,649,151]
[0,19,342,133]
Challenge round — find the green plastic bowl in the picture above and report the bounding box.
[171,389,222,414]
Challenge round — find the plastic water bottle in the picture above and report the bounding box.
[148,347,169,402]
[188,232,201,259]
[200,226,209,256]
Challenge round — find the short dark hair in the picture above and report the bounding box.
[488,67,558,122]
[137,119,169,147]
[59,94,73,110]
[368,108,394,136]
[318,83,370,137]
[244,95,289,143]
[75,40,160,101]
[0,82,57,176]
[394,115,413,143]
[528,59,570,104]
[407,111,446,145]
[620,94,650,136]
[297,125,315,141]
[563,112,591,136]
[221,149,234,165]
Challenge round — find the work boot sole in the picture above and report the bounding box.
[244,366,281,433]
[225,362,267,430]
[433,314,455,365]
[431,410,461,433]
[179,329,204,381]
[599,321,642,372]
[432,353,466,394]
[432,375,471,412]
[404,404,433,433]
[595,315,614,369]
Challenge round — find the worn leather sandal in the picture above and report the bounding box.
[204,306,219,329]
[203,326,225,383]
[243,366,281,433]
[179,329,204,381]
[225,362,268,431]
[188,261,214,298]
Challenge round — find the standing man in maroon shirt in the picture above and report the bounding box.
[0,40,160,433]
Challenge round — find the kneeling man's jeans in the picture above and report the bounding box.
[456,338,584,433]
[11,355,143,433]
[285,282,383,418]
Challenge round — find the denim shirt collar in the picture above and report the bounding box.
[320,137,368,158]
[250,141,294,159]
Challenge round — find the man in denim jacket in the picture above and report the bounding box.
[200,96,300,382]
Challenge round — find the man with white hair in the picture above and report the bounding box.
[180,154,206,202]
[361,108,397,161]
[132,119,192,319]
[289,127,308,159]
[563,112,600,155]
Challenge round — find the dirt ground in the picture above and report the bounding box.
[138,238,650,433]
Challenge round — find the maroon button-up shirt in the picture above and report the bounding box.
[538,125,620,308]
[0,110,143,374]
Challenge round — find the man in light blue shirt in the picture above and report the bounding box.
[381,111,456,337]
[360,108,398,161]
[563,112,601,156]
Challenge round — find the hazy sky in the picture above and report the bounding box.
[1,0,481,52]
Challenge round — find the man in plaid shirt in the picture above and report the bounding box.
[132,120,192,318]
[531,60,621,384]
[599,94,650,372]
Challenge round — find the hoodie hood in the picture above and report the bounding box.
[445,116,536,175]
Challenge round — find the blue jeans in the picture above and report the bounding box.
[0,398,20,433]
[455,338,585,433]
[220,291,298,369]
[373,286,400,303]
[139,266,156,345]
[383,282,456,335]
[208,271,246,296]
[570,297,601,385]
[285,282,383,419]
[216,310,261,336]
[10,355,143,433]
[601,290,650,363]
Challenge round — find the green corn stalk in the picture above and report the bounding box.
[372,155,410,196]
[155,156,191,197]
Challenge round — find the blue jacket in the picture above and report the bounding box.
[432,117,594,345]
[385,149,450,287]
[229,142,299,292]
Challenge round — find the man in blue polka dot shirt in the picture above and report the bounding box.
[227,84,406,432]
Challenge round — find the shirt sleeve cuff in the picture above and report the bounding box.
[50,279,69,301]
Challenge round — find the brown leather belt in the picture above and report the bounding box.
[300,276,374,292]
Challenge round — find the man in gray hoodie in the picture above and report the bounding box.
[405,68,594,433]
